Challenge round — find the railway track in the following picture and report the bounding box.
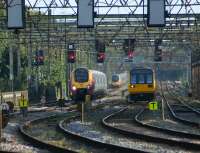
[59,103,198,153]
[164,83,200,127]
[144,81,200,136]
[18,98,128,153]
[19,112,79,153]
[102,105,200,152]
[5,85,200,153]
[58,104,150,153]
[168,84,200,112]
[58,114,145,153]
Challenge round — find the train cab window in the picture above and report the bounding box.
[138,74,145,84]
[75,68,88,82]
[146,74,153,84]
[112,75,119,82]
[131,74,137,84]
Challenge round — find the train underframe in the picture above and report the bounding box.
[71,88,90,101]
[128,92,155,102]
[71,88,106,102]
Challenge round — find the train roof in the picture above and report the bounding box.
[131,66,152,70]
[130,67,153,72]
[73,67,106,75]
[90,70,106,76]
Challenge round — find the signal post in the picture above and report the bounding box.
[0,104,2,141]
[0,92,2,141]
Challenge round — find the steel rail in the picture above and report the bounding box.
[167,83,200,115]
[102,106,200,150]
[19,114,78,153]
[163,82,200,127]
[58,114,146,153]
[135,108,200,139]
[18,98,126,153]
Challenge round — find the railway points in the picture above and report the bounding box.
[102,105,200,151]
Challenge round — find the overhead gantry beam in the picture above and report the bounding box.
[0,0,199,53]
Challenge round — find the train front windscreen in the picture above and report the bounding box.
[130,69,153,84]
[112,75,119,82]
[75,68,89,83]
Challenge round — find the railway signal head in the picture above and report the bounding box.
[154,39,162,61]
[68,43,76,63]
[95,40,106,63]
[97,52,105,63]
[123,39,135,57]
[154,48,162,61]
[35,50,44,66]
[128,51,134,59]
[68,51,76,63]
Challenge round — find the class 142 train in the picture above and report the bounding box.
[69,68,107,101]
[111,72,128,88]
[127,67,156,102]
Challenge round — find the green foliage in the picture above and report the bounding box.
[0,44,28,91]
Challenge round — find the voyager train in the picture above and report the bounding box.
[69,68,107,101]
[127,67,156,102]
[111,72,128,88]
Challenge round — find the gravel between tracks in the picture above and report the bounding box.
[141,109,200,137]
[106,105,199,153]
[24,111,111,153]
[62,104,194,153]
[1,111,55,153]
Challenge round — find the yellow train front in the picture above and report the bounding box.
[128,67,156,102]
[69,68,107,102]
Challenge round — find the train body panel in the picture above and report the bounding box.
[92,70,107,93]
[70,68,107,101]
[128,67,156,102]
[128,84,156,93]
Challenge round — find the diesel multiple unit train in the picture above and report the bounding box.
[127,67,156,102]
[70,67,156,102]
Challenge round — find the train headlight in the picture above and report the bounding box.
[72,86,76,91]
[130,85,135,88]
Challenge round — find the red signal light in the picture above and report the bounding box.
[97,52,105,63]
[39,56,44,61]
[128,51,134,59]
[68,51,76,63]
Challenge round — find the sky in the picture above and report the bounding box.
[25,0,200,15]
